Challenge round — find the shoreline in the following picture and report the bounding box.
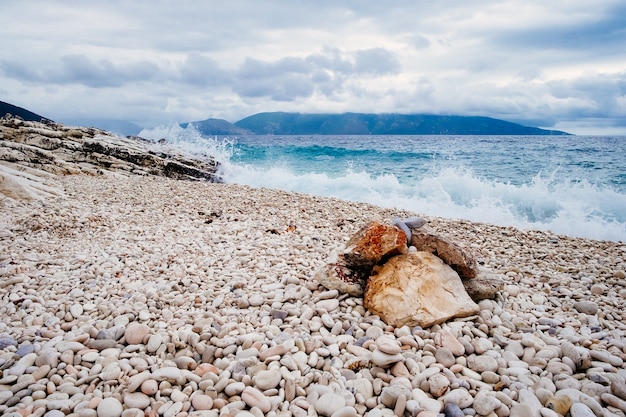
[1,173,626,417]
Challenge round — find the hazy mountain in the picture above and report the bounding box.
[181,118,251,135]
[233,112,571,135]
[2,100,571,136]
[0,101,51,122]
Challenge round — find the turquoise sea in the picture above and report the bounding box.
[140,125,626,242]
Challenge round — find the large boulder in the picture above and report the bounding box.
[364,252,479,328]
[315,221,407,295]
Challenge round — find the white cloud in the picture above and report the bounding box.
[0,0,624,134]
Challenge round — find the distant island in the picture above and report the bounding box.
[1,101,570,135]
[225,112,571,136]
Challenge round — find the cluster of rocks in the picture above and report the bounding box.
[1,129,626,417]
[314,220,502,328]
[0,114,221,201]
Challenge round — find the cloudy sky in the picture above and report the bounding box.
[1,1,625,134]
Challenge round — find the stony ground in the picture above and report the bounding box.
[0,174,625,417]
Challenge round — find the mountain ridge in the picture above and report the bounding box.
[1,101,571,135]
[230,112,571,135]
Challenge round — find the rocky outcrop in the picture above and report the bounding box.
[0,115,221,188]
[364,252,480,328]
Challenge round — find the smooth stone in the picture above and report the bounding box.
[435,347,456,367]
[510,404,534,417]
[0,337,18,349]
[260,344,288,361]
[540,408,561,417]
[435,329,465,356]
[375,336,402,355]
[428,373,450,397]
[191,394,214,410]
[330,406,358,417]
[560,341,582,370]
[123,392,151,409]
[506,340,525,358]
[348,378,373,398]
[124,323,151,344]
[443,403,464,417]
[473,392,501,415]
[590,349,623,367]
[611,378,626,400]
[380,385,412,408]
[43,412,65,417]
[371,349,403,367]
[97,397,123,417]
[141,379,159,395]
[419,398,442,413]
[443,388,474,408]
[151,367,182,381]
[317,299,340,312]
[569,402,595,417]
[36,349,59,367]
[254,369,282,390]
[225,381,246,396]
[518,388,542,417]
[146,334,163,353]
[601,393,626,413]
[472,338,493,354]
[467,355,499,373]
[16,343,35,357]
[70,303,84,317]
[573,301,599,315]
[56,341,86,352]
[249,294,264,306]
[315,392,347,416]
[242,387,271,413]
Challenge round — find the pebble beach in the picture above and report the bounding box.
[1,173,626,417]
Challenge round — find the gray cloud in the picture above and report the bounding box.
[1,55,159,88]
[353,48,400,75]
[0,1,624,133]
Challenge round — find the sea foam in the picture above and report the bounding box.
[140,125,626,242]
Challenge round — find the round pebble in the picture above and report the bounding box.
[97,397,123,417]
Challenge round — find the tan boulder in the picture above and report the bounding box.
[364,252,479,328]
[409,228,479,279]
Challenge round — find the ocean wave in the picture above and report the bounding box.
[221,162,626,242]
[140,124,626,242]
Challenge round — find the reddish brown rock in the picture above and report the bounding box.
[343,221,408,268]
[409,228,479,279]
[315,221,408,295]
[364,252,479,328]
